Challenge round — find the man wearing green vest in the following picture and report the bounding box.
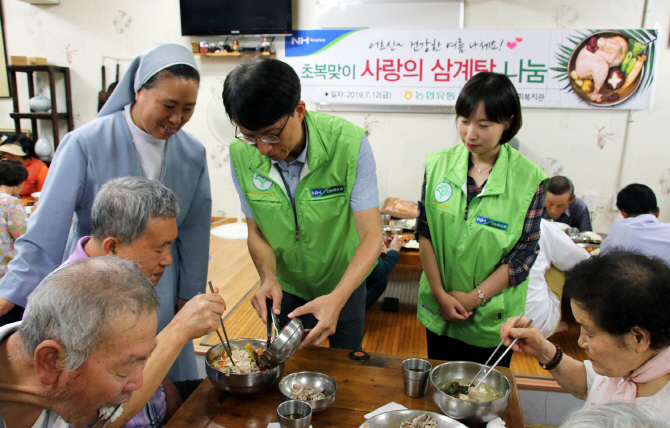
[224,58,382,350]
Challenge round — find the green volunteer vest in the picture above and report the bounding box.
[417,143,548,347]
[230,111,370,301]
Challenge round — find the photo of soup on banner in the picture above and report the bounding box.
[283,28,658,110]
[556,30,658,106]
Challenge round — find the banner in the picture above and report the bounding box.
[284,29,658,110]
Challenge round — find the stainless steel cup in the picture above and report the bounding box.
[402,358,432,398]
[277,400,312,428]
[381,214,391,225]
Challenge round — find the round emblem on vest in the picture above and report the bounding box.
[434,182,452,203]
[252,173,272,191]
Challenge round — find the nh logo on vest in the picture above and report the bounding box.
[252,173,272,191]
[434,182,452,203]
[311,186,344,198]
[475,216,509,231]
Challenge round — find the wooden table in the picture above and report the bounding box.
[166,348,524,428]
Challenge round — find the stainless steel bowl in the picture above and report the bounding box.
[429,361,511,424]
[259,317,304,367]
[278,371,337,413]
[205,339,284,395]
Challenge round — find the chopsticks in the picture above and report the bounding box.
[474,318,534,389]
[208,280,235,366]
[265,298,273,350]
[468,312,525,388]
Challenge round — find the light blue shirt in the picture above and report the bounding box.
[231,124,378,218]
[600,214,670,267]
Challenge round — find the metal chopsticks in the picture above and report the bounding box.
[468,312,525,388]
[265,298,273,350]
[474,318,534,389]
[208,280,235,366]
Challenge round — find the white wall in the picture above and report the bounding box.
[1,0,669,233]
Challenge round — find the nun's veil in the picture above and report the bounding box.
[98,43,198,118]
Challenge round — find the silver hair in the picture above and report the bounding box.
[19,257,160,371]
[560,403,667,428]
[91,176,180,245]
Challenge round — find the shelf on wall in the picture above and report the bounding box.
[194,52,274,57]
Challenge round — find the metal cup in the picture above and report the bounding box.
[402,358,432,398]
[381,214,391,225]
[277,400,312,428]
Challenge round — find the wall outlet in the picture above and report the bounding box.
[582,193,597,211]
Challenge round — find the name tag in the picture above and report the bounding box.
[311,185,345,198]
[475,215,509,231]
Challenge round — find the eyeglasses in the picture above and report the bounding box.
[235,115,291,145]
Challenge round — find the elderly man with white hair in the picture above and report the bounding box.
[27,177,225,428]
[0,257,160,428]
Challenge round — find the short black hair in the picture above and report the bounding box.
[547,176,574,198]
[0,159,28,186]
[222,57,301,131]
[143,64,200,90]
[1,133,37,159]
[565,251,670,350]
[616,183,657,216]
[455,72,522,144]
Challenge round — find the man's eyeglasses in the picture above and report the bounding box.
[235,115,290,145]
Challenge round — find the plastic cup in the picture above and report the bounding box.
[277,400,312,428]
[402,358,432,398]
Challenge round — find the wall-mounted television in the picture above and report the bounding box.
[180,0,292,37]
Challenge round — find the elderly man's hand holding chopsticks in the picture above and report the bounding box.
[170,288,227,345]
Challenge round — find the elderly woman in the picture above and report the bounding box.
[0,133,48,200]
[0,43,211,381]
[502,251,670,419]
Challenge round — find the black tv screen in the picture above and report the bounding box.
[180,0,292,36]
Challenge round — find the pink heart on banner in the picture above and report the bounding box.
[516,37,523,42]
[507,41,517,49]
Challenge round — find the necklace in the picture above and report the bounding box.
[472,163,492,173]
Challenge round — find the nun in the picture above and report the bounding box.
[0,43,212,381]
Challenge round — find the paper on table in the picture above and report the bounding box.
[486,417,506,428]
[364,402,408,419]
[267,424,313,428]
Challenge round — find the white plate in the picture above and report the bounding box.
[359,410,466,428]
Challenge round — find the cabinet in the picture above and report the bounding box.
[7,65,74,152]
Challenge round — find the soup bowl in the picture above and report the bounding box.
[429,361,511,424]
[205,339,284,395]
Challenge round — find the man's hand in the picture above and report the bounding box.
[434,288,471,322]
[289,294,344,348]
[170,292,226,344]
[0,297,15,317]
[251,279,283,323]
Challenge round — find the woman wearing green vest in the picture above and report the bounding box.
[416,72,548,367]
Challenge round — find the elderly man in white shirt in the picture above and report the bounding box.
[601,184,670,267]
[0,257,160,428]
[525,219,590,338]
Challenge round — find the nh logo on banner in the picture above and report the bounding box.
[292,37,310,45]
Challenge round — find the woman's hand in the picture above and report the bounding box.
[448,290,477,312]
[500,315,556,364]
[434,288,472,322]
